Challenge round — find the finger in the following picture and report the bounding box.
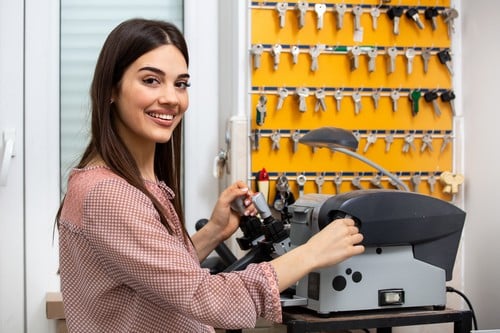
[234,180,249,192]
[332,217,355,227]
[348,225,360,235]
[351,244,365,256]
[225,183,249,201]
[351,232,364,243]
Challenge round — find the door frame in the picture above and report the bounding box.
[0,0,26,330]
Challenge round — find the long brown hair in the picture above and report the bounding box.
[57,19,189,234]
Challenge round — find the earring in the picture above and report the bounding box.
[110,98,114,104]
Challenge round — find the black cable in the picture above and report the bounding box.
[446,286,478,330]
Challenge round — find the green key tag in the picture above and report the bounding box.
[410,89,421,116]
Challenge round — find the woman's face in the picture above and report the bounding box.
[113,44,189,151]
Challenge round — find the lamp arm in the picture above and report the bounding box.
[334,147,409,191]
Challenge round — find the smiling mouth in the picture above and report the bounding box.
[148,112,174,120]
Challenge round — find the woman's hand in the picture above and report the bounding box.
[191,180,256,261]
[304,218,364,270]
[208,180,257,241]
[270,217,364,292]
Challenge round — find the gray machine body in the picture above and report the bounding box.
[287,190,465,314]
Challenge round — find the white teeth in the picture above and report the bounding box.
[149,112,174,120]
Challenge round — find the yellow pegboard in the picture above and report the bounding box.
[249,0,457,202]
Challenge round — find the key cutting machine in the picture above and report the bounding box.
[224,127,465,315]
[286,189,465,314]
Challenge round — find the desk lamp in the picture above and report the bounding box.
[298,126,410,192]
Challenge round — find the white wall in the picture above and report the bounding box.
[2,0,500,332]
[462,0,500,329]
[183,0,221,234]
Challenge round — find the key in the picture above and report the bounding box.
[315,172,325,193]
[367,47,378,73]
[297,87,310,112]
[427,173,437,193]
[386,46,398,74]
[421,132,434,152]
[442,8,459,38]
[250,44,264,70]
[251,129,261,151]
[296,1,308,29]
[371,88,381,110]
[387,6,404,35]
[271,44,282,71]
[349,45,361,71]
[411,173,421,192]
[256,95,267,125]
[370,6,380,30]
[424,90,441,116]
[371,88,382,110]
[334,173,343,194]
[421,47,432,74]
[363,131,377,153]
[352,130,361,143]
[390,89,400,112]
[409,89,421,115]
[352,89,362,115]
[424,7,439,31]
[309,44,324,72]
[276,2,288,29]
[351,173,363,190]
[405,47,416,75]
[388,172,402,189]
[441,90,456,115]
[352,5,363,32]
[314,88,327,112]
[437,49,454,75]
[271,130,281,150]
[334,3,347,30]
[276,87,289,111]
[334,88,344,112]
[291,130,301,153]
[291,45,300,65]
[274,174,290,211]
[314,3,326,30]
[402,132,416,153]
[370,174,383,189]
[440,133,453,153]
[275,174,290,195]
[440,171,464,194]
[384,131,394,152]
[296,173,307,197]
[406,7,425,30]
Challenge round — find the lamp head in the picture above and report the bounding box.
[298,127,358,151]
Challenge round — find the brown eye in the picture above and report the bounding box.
[175,81,191,89]
[143,77,160,85]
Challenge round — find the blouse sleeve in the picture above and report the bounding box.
[82,178,282,329]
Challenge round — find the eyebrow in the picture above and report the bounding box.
[139,66,190,80]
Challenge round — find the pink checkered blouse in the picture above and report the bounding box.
[58,166,282,332]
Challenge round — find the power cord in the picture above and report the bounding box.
[446,286,478,330]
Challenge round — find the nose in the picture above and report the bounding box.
[158,84,179,106]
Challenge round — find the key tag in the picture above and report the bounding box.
[440,171,464,195]
[409,89,421,116]
[353,26,364,43]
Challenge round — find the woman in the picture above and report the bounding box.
[57,18,364,332]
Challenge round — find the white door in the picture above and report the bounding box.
[0,0,25,331]
[1,1,60,332]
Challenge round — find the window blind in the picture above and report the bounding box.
[60,0,183,192]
